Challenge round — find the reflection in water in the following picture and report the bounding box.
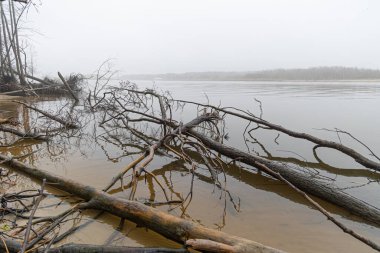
[142,80,380,99]
[1,81,380,253]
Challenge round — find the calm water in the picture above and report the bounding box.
[1,80,380,253]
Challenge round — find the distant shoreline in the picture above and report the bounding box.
[120,79,380,82]
[120,67,380,82]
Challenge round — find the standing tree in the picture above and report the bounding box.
[0,0,33,86]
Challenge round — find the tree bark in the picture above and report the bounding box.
[0,240,188,253]
[188,129,380,227]
[0,154,284,253]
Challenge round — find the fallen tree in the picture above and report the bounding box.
[0,239,188,253]
[0,151,284,253]
[188,129,380,226]
[174,99,380,171]
[0,114,285,253]
[2,82,380,252]
[105,85,380,227]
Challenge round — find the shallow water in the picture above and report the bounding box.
[1,80,380,253]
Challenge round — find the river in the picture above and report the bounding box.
[1,80,380,253]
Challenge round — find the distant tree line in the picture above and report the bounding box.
[122,67,380,81]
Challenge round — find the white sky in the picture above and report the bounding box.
[24,0,380,75]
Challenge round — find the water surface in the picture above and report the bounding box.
[1,80,380,253]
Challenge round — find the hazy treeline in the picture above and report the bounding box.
[122,67,380,81]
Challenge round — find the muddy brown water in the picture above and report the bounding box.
[1,81,380,253]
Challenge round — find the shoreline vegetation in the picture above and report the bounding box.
[121,66,380,81]
[0,0,84,98]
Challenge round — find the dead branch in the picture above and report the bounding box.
[58,72,79,102]
[12,100,79,129]
[174,99,380,171]
[20,179,46,253]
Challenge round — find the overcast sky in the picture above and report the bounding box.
[25,0,380,75]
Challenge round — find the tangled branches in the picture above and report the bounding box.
[0,80,380,252]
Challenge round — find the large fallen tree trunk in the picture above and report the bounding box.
[0,153,284,253]
[188,129,380,226]
[0,239,187,253]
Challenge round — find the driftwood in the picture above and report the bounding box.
[188,129,380,227]
[0,114,285,253]
[99,86,380,250]
[0,153,284,253]
[109,87,380,227]
[0,239,188,253]
[2,83,380,252]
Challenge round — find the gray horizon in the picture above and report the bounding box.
[26,0,380,76]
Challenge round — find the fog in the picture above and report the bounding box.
[26,0,380,75]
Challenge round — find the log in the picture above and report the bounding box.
[0,154,284,253]
[0,239,188,253]
[188,129,380,226]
